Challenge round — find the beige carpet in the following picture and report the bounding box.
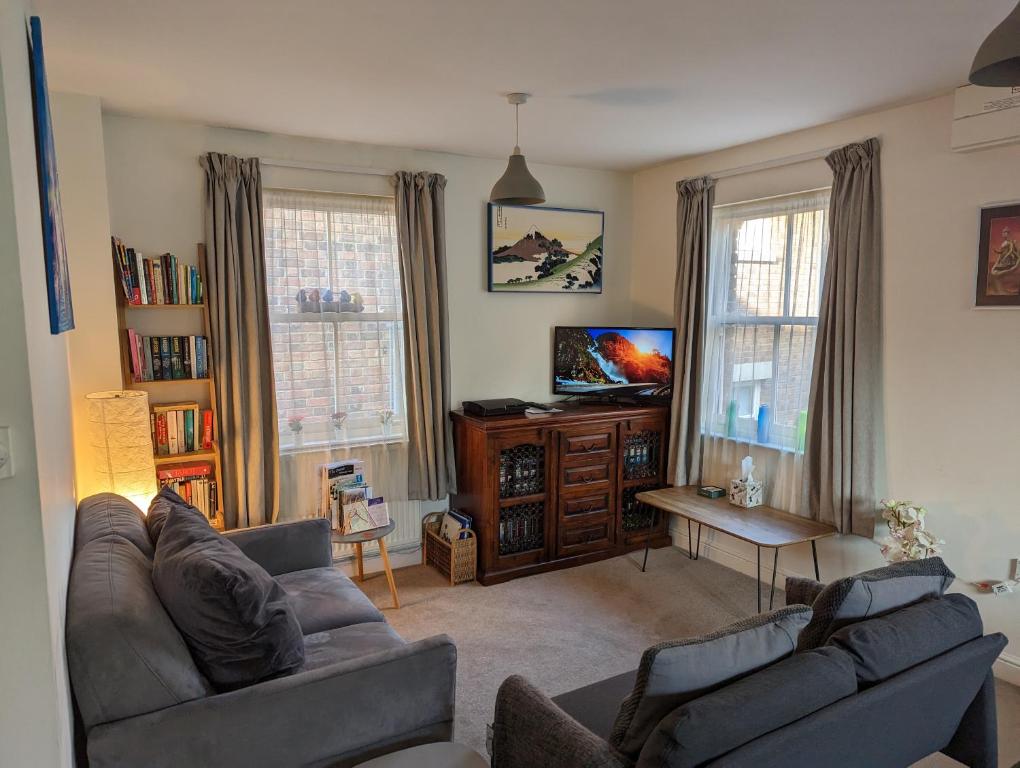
[358,547,1020,765]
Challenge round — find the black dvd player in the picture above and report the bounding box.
[462,398,551,417]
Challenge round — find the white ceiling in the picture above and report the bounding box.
[34,0,1015,171]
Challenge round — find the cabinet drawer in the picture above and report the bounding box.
[562,462,612,487]
[561,489,612,519]
[558,519,613,556]
[562,429,614,457]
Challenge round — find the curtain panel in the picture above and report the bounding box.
[393,171,455,501]
[803,138,883,536]
[668,176,716,486]
[201,152,279,529]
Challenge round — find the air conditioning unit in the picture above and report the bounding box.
[952,84,1020,152]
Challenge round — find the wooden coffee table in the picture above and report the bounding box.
[332,520,400,609]
[636,486,837,612]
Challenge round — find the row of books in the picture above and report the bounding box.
[127,331,209,382]
[320,459,390,534]
[157,463,218,522]
[440,510,473,542]
[150,402,213,456]
[113,237,204,305]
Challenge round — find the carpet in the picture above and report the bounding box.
[359,546,773,755]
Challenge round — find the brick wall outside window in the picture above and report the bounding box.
[263,190,405,446]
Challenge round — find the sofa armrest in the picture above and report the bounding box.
[491,675,630,768]
[785,576,825,607]
[85,634,457,768]
[223,518,332,575]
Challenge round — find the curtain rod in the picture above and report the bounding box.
[708,139,870,180]
[260,157,394,177]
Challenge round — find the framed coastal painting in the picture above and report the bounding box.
[488,203,604,293]
[976,203,1020,307]
[28,16,74,334]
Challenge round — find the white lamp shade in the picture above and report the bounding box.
[86,390,157,509]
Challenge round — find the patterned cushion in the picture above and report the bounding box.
[609,606,812,757]
[796,557,955,650]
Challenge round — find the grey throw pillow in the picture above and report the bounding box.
[797,557,955,650]
[609,605,812,757]
[152,506,305,690]
[146,486,202,544]
[826,593,982,684]
[637,646,857,768]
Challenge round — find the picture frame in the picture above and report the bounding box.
[488,203,604,293]
[28,16,74,334]
[976,202,1020,307]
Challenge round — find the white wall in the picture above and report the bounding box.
[51,92,120,498]
[631,93,1020,682]
[99,113,634,410]
[0,1,76,764]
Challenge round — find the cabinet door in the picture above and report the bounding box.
[490,428,553,570]
[618,415,669,546]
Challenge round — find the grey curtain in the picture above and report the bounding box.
[668,176,716,487]
[393,171,454,501]
[803,138,882,536]
[201,153,279,528]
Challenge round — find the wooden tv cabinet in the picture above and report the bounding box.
[450,402,672,585]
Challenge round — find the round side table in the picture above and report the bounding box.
[332,520,400,609]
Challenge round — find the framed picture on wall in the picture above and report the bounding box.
[488,203,604,293]
[28,16,74,334]
[976,203,1020,307]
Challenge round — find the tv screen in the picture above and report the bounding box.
[553,326,676,399]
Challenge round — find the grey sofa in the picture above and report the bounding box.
[491,572,1007,768]
[66,493,457,768]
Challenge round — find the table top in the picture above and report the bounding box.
[330,519,396,544]
[636,486,837,547]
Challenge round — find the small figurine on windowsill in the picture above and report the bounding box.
[339,290,365,313]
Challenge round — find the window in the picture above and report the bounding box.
[702,189,829,451]
[263,190,406,449]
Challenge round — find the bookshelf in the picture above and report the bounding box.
[113,242,224,529]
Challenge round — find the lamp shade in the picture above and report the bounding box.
[490,149,546,206]
[970,1,1020,86]
[86,390,157,510]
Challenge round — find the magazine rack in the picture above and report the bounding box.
[422,512,477,585]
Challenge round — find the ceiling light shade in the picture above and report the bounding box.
[87,390,157,511]
[490,93,545,206]
[970,1,1020,86]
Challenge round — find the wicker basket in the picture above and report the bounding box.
[422,511,477,585]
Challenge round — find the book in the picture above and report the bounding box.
[189,336,197,378]
[157,462,212,481]
[184,409,194,453]
[150,336,162,380]
[170,336,183,379]
[155,413,169,456]
[201,410,213,449]
[159,336,172,379]
[167,413,179,454]
[340,486,376,534]
[321,460,366,532]
[182,335,192,378]
[134,249,148,305]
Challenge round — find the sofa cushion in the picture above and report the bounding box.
[637,646,857,768]
[146,486,204,544]
[276,567,385,634]
[826,593,983,684]
[302,622,405,671]
[797,557,955,650]
[66,536,213,728]
[609,605,812,757]
[152,506,305,690]
[552,669,638,741]
[75,492,154,558]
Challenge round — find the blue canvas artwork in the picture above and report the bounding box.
[28,16,74,334]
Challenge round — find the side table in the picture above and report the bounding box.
[333,519,400,609]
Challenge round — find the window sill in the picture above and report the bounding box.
[703,433,804,457]
[279,430,407,456]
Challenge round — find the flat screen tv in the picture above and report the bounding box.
[553,326,676,400]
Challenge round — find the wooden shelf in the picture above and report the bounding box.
[124,303,206,309]
[130,378,211,385]
[114,242,225,529]
[154,448,217,466]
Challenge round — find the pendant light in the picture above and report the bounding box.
[490,93,546,206]
[970,0,1020,86]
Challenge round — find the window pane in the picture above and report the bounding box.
[704,190,829,451]
[263,190,406,448]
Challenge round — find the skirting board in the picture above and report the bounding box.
[334,542,422,579]
[669,523,1020,685]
